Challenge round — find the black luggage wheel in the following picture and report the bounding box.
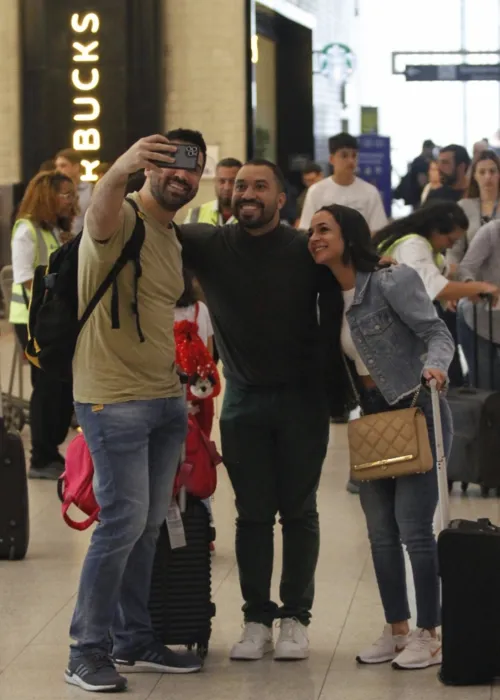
[3,403,25,432]
[187,642,209,659]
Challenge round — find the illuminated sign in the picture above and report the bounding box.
[71,12,101,182]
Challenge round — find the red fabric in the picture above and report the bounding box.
[59,432,100,531]
[173,416,222,499]
[174,304,221,402]
[191,397,214,437]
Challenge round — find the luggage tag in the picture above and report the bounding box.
[166,501,187,549]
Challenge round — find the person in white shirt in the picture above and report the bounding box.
[372,201,498,304]
[299,133,388,233]
[372,202,500,389]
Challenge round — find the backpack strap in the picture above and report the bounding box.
[77,197,146,339]
[194,301,200,324]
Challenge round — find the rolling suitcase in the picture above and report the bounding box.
[439,518,500,685]
[0,370,29,560]
[148,373,216,658]
[148,495,216,658]
[447,298,500,496]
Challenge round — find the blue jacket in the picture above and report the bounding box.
[318,264,455,410]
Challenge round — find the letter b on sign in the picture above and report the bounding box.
[73,129,101,151]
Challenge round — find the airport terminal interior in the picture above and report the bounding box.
[0,318,498,700]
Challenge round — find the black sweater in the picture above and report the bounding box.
[179,222,325,389]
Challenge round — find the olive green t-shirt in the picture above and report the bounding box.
[73,192,183,404]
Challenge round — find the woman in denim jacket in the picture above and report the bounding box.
[311,204,454,672]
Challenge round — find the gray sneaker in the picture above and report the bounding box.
[29,463,64,480]
[65,651,127,693]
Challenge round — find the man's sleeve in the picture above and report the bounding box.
[80,201,131,263]
[396,238,448,300]
[367,190,388,233]
[12,223,36,284]
[298,187,317,230]
[177,223,215,272]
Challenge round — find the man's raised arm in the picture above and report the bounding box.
[87,135,176,241]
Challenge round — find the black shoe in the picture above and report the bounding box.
[113,639,203,674]
[65,650,127,693]
[28,463,65,480]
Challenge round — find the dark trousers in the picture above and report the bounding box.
[220,380,330,626]
[14,324,74,469]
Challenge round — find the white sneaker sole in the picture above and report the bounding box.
[392,654,442,670]
[230,641,274,661]
[274,648,309,661]
[64,671,127,692]
[356,654,396,665]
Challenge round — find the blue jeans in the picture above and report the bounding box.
[456,309,500,391]
[70,398,187,657]
[358,388,453,629]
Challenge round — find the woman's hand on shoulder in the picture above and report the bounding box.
[422,368,447,391]
[378,255,398,267]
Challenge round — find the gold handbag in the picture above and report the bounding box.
[345,363,433,482]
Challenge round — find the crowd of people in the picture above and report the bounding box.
[8,128,500,694]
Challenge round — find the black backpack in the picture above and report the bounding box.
[26,197,146,383]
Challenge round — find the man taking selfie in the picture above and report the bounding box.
[65,130,206,693]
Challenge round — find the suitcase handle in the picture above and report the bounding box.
[429,379,450,533]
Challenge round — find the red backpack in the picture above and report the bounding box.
[174,416,222,499]
[58,420,222,531]
[57,432,99,531]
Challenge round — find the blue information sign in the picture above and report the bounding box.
[357,135,392,217]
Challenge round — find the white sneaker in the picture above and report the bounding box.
[392,629,442,670]
[356,625,411,665]
[274,619,309,661]
[230,622,273,660]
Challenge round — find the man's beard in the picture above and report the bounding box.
[441,170,457,187]
[233,199,276,229]
[150,173,196,212]
[218,195,232,209]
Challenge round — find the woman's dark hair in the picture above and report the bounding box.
[318,204,381,272]
[372,201,469,254]
[176,268,198,308]
[467,149,500,199]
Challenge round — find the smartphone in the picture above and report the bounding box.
[150,143,199,171]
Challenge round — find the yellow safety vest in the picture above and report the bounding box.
[9,219,61,325]
[379,234,445,269]
[185,200,236,225]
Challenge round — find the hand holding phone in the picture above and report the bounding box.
[149,144,200,171]
[115,134,178,176]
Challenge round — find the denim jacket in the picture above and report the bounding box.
[318,264,455,412]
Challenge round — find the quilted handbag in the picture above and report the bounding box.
[345,361,433,482]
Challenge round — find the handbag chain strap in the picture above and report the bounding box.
[342,355,421,417]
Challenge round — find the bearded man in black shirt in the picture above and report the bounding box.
[179,160,334,662]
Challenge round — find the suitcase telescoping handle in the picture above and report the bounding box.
[428,379,450,532]
[473,293,495,389]
[177,369,189,513]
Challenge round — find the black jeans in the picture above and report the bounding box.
[435,305,464,387]
[14,324,74,469]
[220,380,330,626]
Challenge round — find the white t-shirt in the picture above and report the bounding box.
[11,222,61,285]
[390,237,448,301]
[341,288,369,376]
[299,176,388,232]
[174,301,213,347]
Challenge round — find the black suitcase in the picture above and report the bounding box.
[439,518,500,685]
[0,414,29,560]
[148,495,216,658]
[448,299,500,495]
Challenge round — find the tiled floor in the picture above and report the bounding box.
[0,325,499,699]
